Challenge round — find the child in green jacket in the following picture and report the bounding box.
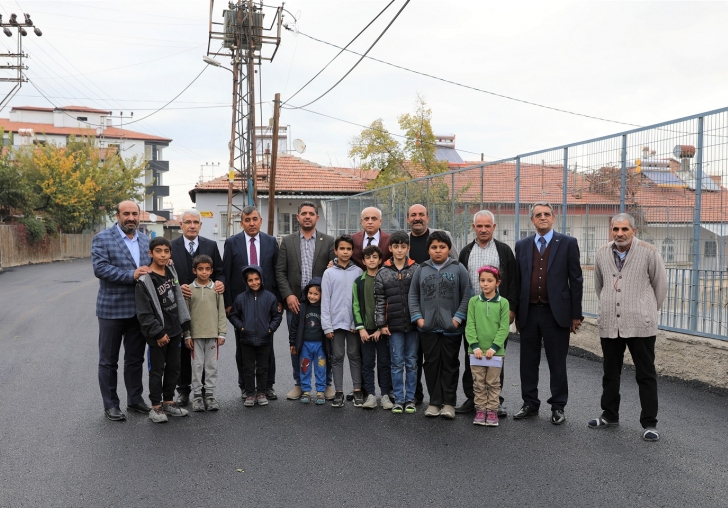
[465,265,510,427]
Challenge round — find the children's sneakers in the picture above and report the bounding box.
[300,391,311,404]
[404,401,416,414]
[205,397,219,411]
[485,410,499,427]
[244,395,256,407]
[391,403,404,414]
[192,397,205,412]
[256,393,269,406]
[315,392,326,405]
[473,410,486,426]
[362,394,377,409]
[380,394,394,410]
[162,402,188,417]
[148,406,168,423]
[352,391,364,407]
[332,391,345,408]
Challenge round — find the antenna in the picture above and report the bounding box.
[292,138,306,154]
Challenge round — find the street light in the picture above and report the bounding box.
[203,55,221,67]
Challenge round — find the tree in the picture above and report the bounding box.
[0,155,30,220]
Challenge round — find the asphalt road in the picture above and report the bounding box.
[0,259,726,507]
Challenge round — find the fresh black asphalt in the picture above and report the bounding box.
[0,259,726,507]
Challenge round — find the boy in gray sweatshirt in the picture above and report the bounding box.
[321,234,364,408]
[408,231,470,419]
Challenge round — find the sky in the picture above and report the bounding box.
[3,1,728,211]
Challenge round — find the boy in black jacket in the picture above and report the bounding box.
[228,266,282,407]
[289,277,328,405]
[135,237,192,423]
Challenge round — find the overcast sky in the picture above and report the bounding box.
[4,1,728,211]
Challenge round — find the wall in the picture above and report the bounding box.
[0,226,92,269]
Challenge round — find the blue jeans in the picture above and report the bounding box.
[300,341,327,393]
[288,309,332,387]
[389,330,419,404]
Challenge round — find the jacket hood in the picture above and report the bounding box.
[301,276,323,301]
[331,257,357,270]
[242,265,266,291]
[422,257,456,270]
[384,257,415,269]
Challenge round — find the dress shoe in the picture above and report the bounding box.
[287,386,302,400]
[127,402,151,414]
[551,409,566,425]
[176,393,190,407]
[497,404,508,417]
[265,388,278,400]
[104,407,126,421]
[513,405,538,420]
[455,398,475,413]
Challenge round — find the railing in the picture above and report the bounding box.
[324,107,728,341]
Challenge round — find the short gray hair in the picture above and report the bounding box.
[611,213,635,229]
[361,206,382,219]
[241,205,259,217]
[473,210,495,224]
[530,201,554,218]
[180,209,201,222]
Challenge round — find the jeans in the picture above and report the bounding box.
[389,330,419,404]
[288,309,333,388]
[300,341,327,393]
[361,334,392,396]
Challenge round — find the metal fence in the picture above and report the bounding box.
[324,107,728,341]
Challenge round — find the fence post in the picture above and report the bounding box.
[426,178,431,227]
[480,164,484,211]
[451,172,455,235]
[346,198,351,235]
[515,157,521,240]
[404,181,408,218]
[690,116,704,331]
[562,147,568,233]
[620,134,627,213]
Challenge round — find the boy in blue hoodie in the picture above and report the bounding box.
[228,266,282,407]
[289,277,327,405]
[321,234,364,408]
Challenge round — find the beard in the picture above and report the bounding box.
[119,221,138,234]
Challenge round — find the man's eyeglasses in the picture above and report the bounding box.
[534,212,552,218]
[182,220,201,225]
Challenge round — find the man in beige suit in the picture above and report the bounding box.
[590,213,667,442]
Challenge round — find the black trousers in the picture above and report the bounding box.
[420,332,461,407]
[240,342,271,395]
[235,331,276,391]
[600,335,658,428]
[148,334,182,406]
[361,334,392,395]
[97,317,146,410]
[519,304,570,411]
[415,340,425,401]
[462,335,507,404]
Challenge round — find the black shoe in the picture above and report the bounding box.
[176,393,190,407]
[353,391,364,407]
[346,391,355,402]
[332,392,345,408]
[497,404,508,417]
[551,409,566,425]
[127,402,151,414]
[455,398,475,413]
[413,397,423,406]
[513,405,538,420]
[104,407,126,421]
[265,388,278,400]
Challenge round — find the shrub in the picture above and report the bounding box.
[18,217,46,244]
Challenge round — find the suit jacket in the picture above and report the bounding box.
[275,230,335,301]
[514,231,583,329]
[223,231,279,307]
[171,235,224,287]
[351,230,391,270]
[92,224,150,320]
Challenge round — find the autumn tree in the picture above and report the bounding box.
[0,155,30,220]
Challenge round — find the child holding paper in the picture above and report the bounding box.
[465,265,510,427]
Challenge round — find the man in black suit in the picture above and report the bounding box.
[172,209,225,406]
[223,206,280,399]
[513,201,583,425]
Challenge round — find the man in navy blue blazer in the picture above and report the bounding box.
[223,206,280,399]
[513,201,583,425]
[91,200,153,421]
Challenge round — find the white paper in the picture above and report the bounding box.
[469,354,503,367]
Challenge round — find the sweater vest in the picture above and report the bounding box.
[529,241,551,303]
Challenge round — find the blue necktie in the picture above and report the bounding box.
[538,237,546,256]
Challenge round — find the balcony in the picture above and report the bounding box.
[148,185,169,197]
[147,160,169,173]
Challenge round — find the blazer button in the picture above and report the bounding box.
[617,314,620,318]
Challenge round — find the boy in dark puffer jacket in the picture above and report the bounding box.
[374,230,419,414]
[228,266,282,407]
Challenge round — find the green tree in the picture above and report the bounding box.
[0,155,30,220]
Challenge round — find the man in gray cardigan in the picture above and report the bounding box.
[591,213,667,442]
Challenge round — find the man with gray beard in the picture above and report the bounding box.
[91,200,152,421]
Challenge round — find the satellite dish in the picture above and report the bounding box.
[293,138,306,154]
[148,213,158,222]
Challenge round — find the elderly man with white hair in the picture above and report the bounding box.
[351,206,391,269]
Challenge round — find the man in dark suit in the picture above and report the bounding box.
[513,201,583,425]
[275,201,335,400]
[91,200,152,421]
[351,206,391,269]
[171,209,225,406]
[223,206,280,399]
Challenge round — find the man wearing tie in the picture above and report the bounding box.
[513,201,583,425]
[223,206,281,400]
[171,209,225,406]
[351,206,391,269]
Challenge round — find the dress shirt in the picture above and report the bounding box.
[534,229,554,250]
[116,224,140,268]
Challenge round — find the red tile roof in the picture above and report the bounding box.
[9,106,54,112]
[0,118,172,143]
[10,105,113,114]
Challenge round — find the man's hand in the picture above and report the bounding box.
[185,338,194,350]
[217,337,225,346]
[226,306,232,315]
[213,280,225,294]
[286,295,300,314]
[156,334,170,348]
[452,319,460,329]
[473,348,483,359]
[485,349,494,359]
[290,345,297,355]
[180,284,191,299]
[571,318,582,333]
[509,311,515,325]
[371,330,381,342]
[277,303,283,313]
[326,260,334,269]
[326,332,334,339]
[379,326,390,336]
[416,318,425,329]
[359,329,369,342]
[133,266,152,280]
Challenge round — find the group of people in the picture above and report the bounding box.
[92,198,667,441]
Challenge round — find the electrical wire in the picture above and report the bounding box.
[284,0,410,110]
[282,0,394,106]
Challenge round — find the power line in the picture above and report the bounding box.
[282,0,394,106]
[284,0,410,110]
[289,29,641,128]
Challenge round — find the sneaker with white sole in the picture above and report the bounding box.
[162,402,188,417]
[362,394,377,409]
[149,406,168,423]
[642,428,660,442]
[392,403,404,414]
[440,405,456,420]
[380,394,394,410]
[204,397,219,411]
[287,386,302,400]
[191,397,205,412]
[425,405,441,417]
[485,410,499,426]
[404,402,416,414]
[315,392,326,405]
[473,410,486,426]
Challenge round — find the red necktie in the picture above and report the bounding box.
[250,238,258,265]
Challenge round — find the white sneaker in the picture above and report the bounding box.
[149,407,168,423]
[362,394,377,409]
[162,402,188,417]
[425,405,441,417]
[380,394,394,410]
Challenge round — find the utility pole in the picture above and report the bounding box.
[0,12,42,112]
[205,0,283,237]
[267,92,280,235]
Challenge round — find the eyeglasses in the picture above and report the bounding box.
[534,212,552,218]
[182,220,201,225]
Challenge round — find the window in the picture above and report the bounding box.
[277,212,299,236]
[76,116,88,122]
[520,230,529,239]
[662,237,675,263]
[705,241,717,258]
[219,213,241,238]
